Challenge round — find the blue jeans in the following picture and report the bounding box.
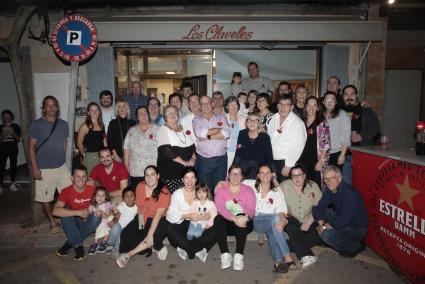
[187,222,204,240]
[254,214,290,262]
[60,215,101,247]
[196,154,227,197]
[108,222,123,250]
[321,209,367,253]
[342,155,352,185]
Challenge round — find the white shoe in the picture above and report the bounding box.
[9,183,18,192]
[156,246,168,261]
[176,247,188,261]
[220,252,232,269]
[301,255,317,269]
[233,253,244,271]
[116,253,130,268]
[195,248,208,263]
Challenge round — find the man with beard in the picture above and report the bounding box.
[121,81,148,120]
[341,84,380,184]
[180,81,193,117]
[99,90,115,133]
[88,147,129,203]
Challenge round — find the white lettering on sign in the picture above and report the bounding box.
[67,30,82,45]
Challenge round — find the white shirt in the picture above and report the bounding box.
[102,108,115,133]
[156,125,194,148]
[255,188,287,215]
[267,112,307,167]
[117,202,138,228]
[166,188,191,224]
[180,112,197,146]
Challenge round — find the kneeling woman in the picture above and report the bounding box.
[253,164,296,273]
[166,167,217,262]
[117,166,170,268]
[214,165,256,271]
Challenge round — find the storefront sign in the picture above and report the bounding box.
[51,14,98,62]
[182,24,253,40]
[352,150,425,284]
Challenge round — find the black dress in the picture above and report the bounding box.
[298,121,321,186]
[107,117,136,158]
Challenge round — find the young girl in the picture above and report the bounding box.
[237,92,249,117]
[187,183,217,241]
[88,186,113,255]
[231,72,243,97]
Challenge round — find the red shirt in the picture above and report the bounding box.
[89,161,128,193]
[58,185,95,210]
[135,182,171,222]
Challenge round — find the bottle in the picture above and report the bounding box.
[415,121,425,156]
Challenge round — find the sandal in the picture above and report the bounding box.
[273,262,289,273]
[285,261,299,271]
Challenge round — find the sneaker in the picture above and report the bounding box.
[155,246,168,261]
[195,248,208,263]
[88,243,98,255]
[105,245,115,255]
[9,183,18,192]
[96,241,108,253]
[301,256,317,269]
[116,253,130,268]
[74,246,86,261]
[220,252,232,270]
[233,253,244,271]
[111,249,120,258]
[56,242,71,257]
[176,247,188,261]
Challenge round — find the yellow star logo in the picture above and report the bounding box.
[395,175,419,210]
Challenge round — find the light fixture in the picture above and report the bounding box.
[166,71,176,74]
[388,0,395,4]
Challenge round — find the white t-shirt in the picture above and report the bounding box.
[180,113,197,146]
[255,188,287,215]
[117,202,138,228]
[102,108,115,133]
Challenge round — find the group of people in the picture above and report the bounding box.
[23,61,379,273]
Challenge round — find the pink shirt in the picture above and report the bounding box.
[214,183,256,221]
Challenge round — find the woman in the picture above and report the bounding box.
[107,101,136,162]
[225,96,246,170]
[256,92,274,132]
[148,97,165,126]
[117,166,170,268]
[253,164,296,273]
[293,85,308,117]
[166,167,216,262]
[123,106,159,187]
[247,90,258,113]
[77,102,106,173]
[298,96,330,187]
[321,92,350,170]
[233,112,274,179]
[280,164,323,269]
[214,165,256,271]
[157,105,196,193]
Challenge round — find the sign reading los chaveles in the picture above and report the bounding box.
[51,15,98,62]
[182,24,253,40]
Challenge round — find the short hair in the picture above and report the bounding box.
[72,164,88,175]
[237,92,248,98]
[277,93,294,105]
[228,164,243,177]
[342,84,358,95]
[327,75,341,86]
[122,186,135,198]
[163,105,179,120]
[115,100,131,117]
[168,93,182,104]
[131,81,142,88]
[323,165,342,177]
[1,109,14,120]
[188,93,199,101]
[148,97,161,107]
[224,96,240,113]
[195,183,212,201]
[212,91,224,99]
[247,62,259,69]
[278,81,290,88]
[135,106,149,120]
[257,92,271,106]
[181,166,197,180]
[99,90,113,100]
[180,81,193,91]
[98,147,112,157]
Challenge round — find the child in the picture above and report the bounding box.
[187,183,217,241]
[105,187,138,256]
[231,72,243,97]
[88,186,113,255]
[237,92,249,117]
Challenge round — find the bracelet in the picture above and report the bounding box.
[339,153,345,156]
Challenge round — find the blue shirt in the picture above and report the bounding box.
[312,181,368,230]
[228,117,240,152]
[120,93,148,120]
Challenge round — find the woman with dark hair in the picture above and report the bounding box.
[247,90,258,113]
[77,102,107,173]
[157,105,196,193]
[253,164,296,273]
[123,106,159,187]
[214,165,256,271]
[225,96,246,170]
[117,165,170,268]
[293,85,308,117]
[256,92,274,131]
[298,96,330,187]
[322,92,351,170]
[148,97,165,126]
[280,164,322,269]
[166,167,217,262]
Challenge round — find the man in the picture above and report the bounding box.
[53,165,101,261]
[180,81,193,116]
[193,95,230,195]
[241,62,273,94]
[88,147,129,202]
[99,90,115,133]
[212,91,225,115]
[181,93,200,145]
[267,94,307,182]
[313,165,368,258]
[327,75,341,95]
[169,93,189,119]
[28,95,72,234]
[276,81,291,96]
[121,81,148,120]
[341,84,380,184]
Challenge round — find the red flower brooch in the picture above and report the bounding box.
[233,198,238,204]
[352,113,360,120]
[217,121,223,127]
[307,128,314,135]
[185,130,191,135]
[149,134,154,139]
[268,198,274,204]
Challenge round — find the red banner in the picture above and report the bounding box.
[352,150,425,283]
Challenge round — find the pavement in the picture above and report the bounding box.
[0,182,408,284]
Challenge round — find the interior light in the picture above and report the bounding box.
[166,71,176,74]
[388,0,395,4]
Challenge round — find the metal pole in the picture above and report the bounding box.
[66,61,79,170]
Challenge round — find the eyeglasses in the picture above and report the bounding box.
[323,176,338,182]
[291,173,305,179]
[230,172,242,177]
[246,118,259,123]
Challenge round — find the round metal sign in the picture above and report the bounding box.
[51,14,98,62]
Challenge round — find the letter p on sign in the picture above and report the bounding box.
[67,30,82,45]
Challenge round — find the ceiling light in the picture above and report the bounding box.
[166,71,176,74]
[388,0,395,4]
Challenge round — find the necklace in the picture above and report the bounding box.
[117,117,129,146]
[167,124,187,144]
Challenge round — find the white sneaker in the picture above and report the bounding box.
[116,253,130,268]
[9,183,18,192]
[233,253,244,271]
[156,246,168,261]
[220,252,233,269]
[301,255,317,269]
[195,248,208,263]
[176,247,188,261]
